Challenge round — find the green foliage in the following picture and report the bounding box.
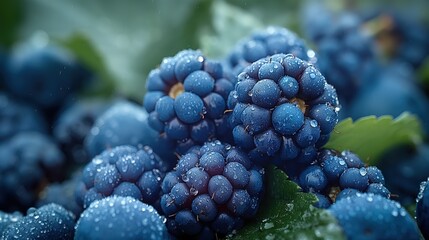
[0,1,23,47]
[229,166,345,240]
[325,113,424,165]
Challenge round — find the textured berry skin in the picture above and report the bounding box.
[379,144,429,206]
[75,196,168,240]
[144,50,234,154]
[329,193,420,240]
[0,132,65,212]
[84,100,178,166]
[160,141,265,238]
[5,44,90,109]
[226,26,317,81]
[228,54,339,167]
[0,92,47,141]
[54,99,108,164]
[0,211,22,236]
[416,178,429,239]
[296,149,389,208]
[76,145,169,211]
[1,204,75,240]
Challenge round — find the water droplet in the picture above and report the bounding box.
[309,120,318,127]
[263,222,274,229]
[190,187,198,196]
[359,168,367,176]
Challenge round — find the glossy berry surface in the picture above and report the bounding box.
[144,50,234,154]
[228,53,339,167]
[74,196,168,240]
[85,101,152,157]
[75,145,169,211]
[160,140,265,238]
[1,204,75,240]
[329,193,420,240]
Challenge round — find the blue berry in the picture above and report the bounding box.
[229,54,339,167]
[76,145,168,210]
[339,168,369,192]
[293,149,390,208]
[1,204,75,240]
[37,171,83,217]
[75,196,168,240]
[0,132,65,211]
[5,44,90,109]
[144,50,233,154]
[329,193,420,240]
[227,26,317,80]
[0,211,22,236]
[85,101,177,168]
[0,92,47,141]
[416,179,429,239]
[379,144,429,205]
[349,63,429,134]
[54,99,108,164]
[85,101,150,157]
[303,10,379,103]
[160,141,264,238]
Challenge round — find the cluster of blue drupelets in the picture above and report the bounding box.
[1,5,429,240]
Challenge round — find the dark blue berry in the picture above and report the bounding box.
[144,50,233,153]
[329,193,420,240]
[76,145,168,211]
[75,196,168,240]
[160,141,264,238]
[2,204,75,240]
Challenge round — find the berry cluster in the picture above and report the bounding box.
[75,145,169,210]
[1,2,429,239]
[159,141,264,238]
[144,50,234,154]
[296,149,390,208]
[228,53,339,167]
[75,196,169,240]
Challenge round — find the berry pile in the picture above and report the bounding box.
[160,141,264,238]
[1,1,429,239]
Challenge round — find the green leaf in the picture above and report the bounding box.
[229,166,345,240]
[324,113,424,165]
[200,1,263,59]
[0,1,23,47]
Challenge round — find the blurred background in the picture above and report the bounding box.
[1,0,428,100]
